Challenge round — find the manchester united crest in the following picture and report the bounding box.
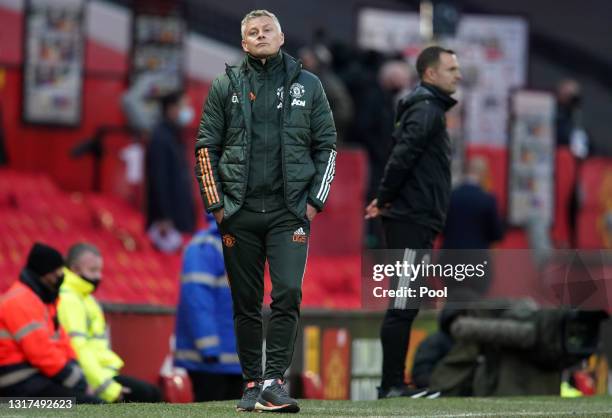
[289,83,305,99]
[222,234,236,248]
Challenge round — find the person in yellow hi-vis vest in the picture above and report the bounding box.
[57,243,161,403]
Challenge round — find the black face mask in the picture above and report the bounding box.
[20,269,63,304]
[44,273,64,300]
[81,275,101,292]
[562,94,582,112]
[569,94,582,107]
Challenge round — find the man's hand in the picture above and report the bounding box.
[365,198,390,219]
[213,208,224,224]
[306,204,318,222]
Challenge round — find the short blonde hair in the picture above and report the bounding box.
[241,9,282,39]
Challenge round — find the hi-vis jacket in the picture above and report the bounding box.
[0,271,78,390]
[174,222,241,374]
[57,269,124,402]
[195,51,337,220]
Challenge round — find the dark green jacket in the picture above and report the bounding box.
[195,51,337,219]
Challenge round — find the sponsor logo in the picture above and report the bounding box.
[231,93,239,104]
[291,98,306,107]
[292,227,307,243]
[222,234,236,248]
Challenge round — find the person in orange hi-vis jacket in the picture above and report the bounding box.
[0,243,102,403]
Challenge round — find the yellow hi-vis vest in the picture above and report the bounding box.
[57,269,123,402]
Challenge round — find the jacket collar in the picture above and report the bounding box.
[279,51,303,119]
[281,50,302,84]
[246,51,284,74]
[235,50,302,83]
[62,268,95,297]
[420,82,457,111]
[19,268,57,304]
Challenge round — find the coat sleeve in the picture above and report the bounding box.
[180,241,226,357]
[376,101,442,206]
[195,77,226,213]
[57,292,122,402]
[307,79,338,211]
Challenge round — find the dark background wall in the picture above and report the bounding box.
[112,0,612,154]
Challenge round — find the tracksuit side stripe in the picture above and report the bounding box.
[198,149,214,204]
[204,149,220,203]
[316,150,337,201]
[320,151,336,203]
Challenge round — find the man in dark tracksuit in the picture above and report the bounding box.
[194,10,336,413]
[365,46,461,398]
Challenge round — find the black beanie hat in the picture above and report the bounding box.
[26,242,64,277]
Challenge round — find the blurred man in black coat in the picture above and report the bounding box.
[365,46,461,398]
[441,157,504,297]
[442,157,503,250]
[146,91,196,251]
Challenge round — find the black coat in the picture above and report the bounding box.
[377,83,457,232]
[442,183,504,249]
[146,120,196,233]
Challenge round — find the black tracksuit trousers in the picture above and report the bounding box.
[219,207,309,381]
[380,218,437,390]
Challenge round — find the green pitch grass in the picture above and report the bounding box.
[4,397,612,417]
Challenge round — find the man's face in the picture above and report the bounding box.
[427,52,462,95]
[41,267,64,292]
[557,80,580,106]
[241,16,284,59]
[167,94,188,122]
[73,252,103,283]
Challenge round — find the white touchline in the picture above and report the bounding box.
[303,409,611,418]
[421,413,612,418]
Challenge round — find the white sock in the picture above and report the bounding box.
[262,379,276,390]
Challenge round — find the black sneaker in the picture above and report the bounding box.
[255,379,300,413]
[236,380,261,412]
[377,385,428,399]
